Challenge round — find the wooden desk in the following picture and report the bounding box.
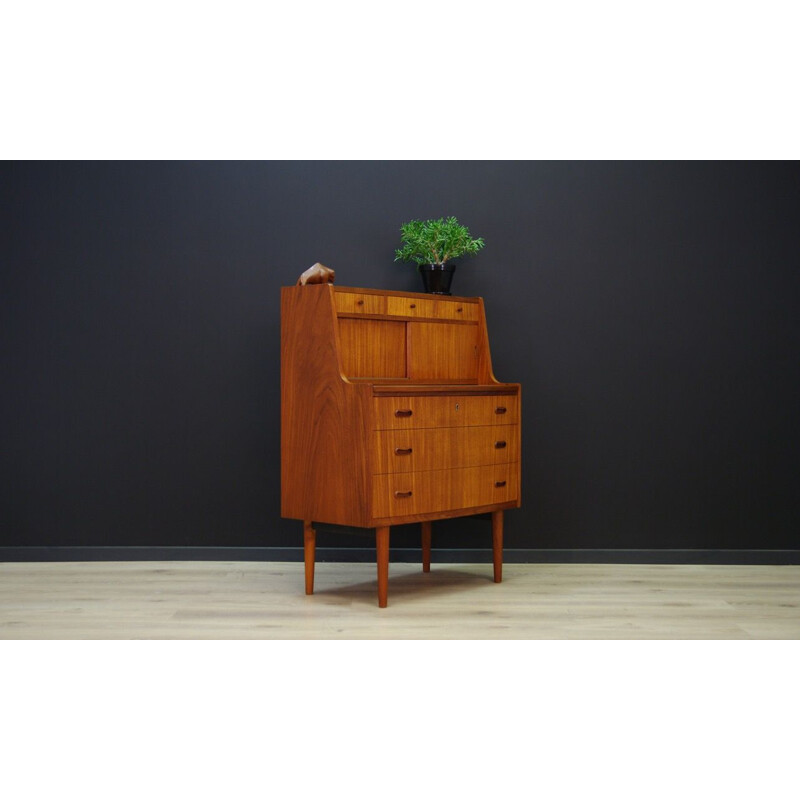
[281,284,521,607]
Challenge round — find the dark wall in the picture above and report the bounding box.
[2,161,799,551]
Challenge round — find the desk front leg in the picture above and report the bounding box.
[492,510,503,583]
[376,526,390,608]
[421,521,432,573]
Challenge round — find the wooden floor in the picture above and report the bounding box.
[1,561,798,639]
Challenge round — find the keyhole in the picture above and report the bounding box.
[455,403,460,411]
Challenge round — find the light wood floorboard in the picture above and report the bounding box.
[1,561,798,639]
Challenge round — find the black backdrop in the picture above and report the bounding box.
[2,161,799,555]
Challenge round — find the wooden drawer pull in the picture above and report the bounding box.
[357,299,364,305]
[495,406,507,415]
[495,441,507,449]
[495,480,507,488]
[409,303,416,309]
[394,409,413,417]
[394,490,413,498]
[394,447,413,455]
[456,307,463,313]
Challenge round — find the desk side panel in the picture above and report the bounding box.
[281,285,370,527]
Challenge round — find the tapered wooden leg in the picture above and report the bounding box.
[421,521,432,573]
[376,526,390,608]
[492,510,503,583]
[303,520,315,595]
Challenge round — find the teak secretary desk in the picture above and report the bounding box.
[281,283,521,607]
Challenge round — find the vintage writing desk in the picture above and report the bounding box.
[281,284,521,607]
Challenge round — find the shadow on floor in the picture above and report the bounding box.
[314,566,499,607]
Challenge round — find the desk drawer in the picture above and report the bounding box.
[373,394,519,430]
[372,464,518,518]
[373,424,519,474]
[436,300,479,321]
[335,291,385,315]
[386,295,436,318]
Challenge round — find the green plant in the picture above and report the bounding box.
[394,216,485,267]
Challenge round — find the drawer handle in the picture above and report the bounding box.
[395,409,413,417]
[495,441,507,449]
[495,406,507,415]
[394,490,413,498]
[495,480,507,488]
[456,307,463,313]
[394,447,413,455]
[409,303,416,309]
[357,299,364,306]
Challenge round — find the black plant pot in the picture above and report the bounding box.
[419,263,456,295]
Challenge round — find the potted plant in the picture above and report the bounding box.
[394,216,485,295]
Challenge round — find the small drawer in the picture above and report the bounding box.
[386,296,436,318]
[435,300,479,321]
[373,394,520,430]
[372,464,519,519]
[335,292,385,315]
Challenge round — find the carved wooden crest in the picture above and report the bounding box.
[297,263,335,286]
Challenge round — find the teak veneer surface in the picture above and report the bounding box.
[281,285,372,527]
[407,321,479,381]
[372,463,519,518]
[331,285,481,302]
[372,394,520,430]
[370,384,519,396]
[338,318,407,379]
[373,424,520,474]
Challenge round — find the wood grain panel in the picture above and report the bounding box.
[373,394,520,430]
[372,463,519,518]
[331,285,478,303]
[338,318,406,378]
[373,424,520,474]
[408,321,478,381]
[372,384,518,396]
[281,285,373,526]
[475,298,497,384]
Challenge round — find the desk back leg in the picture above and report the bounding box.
[304,520,316,595]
